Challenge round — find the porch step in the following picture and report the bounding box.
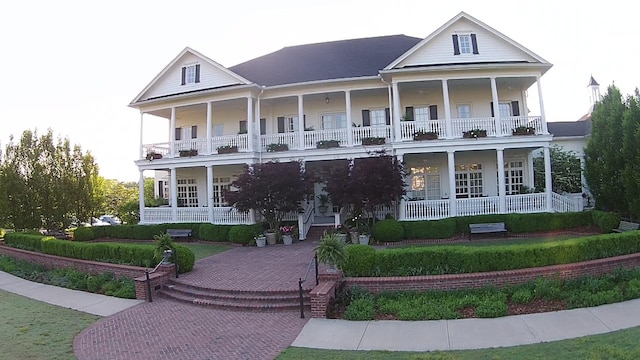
[306,226,334,241]
[158,280,311,312]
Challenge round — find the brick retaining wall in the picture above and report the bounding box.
[346,253,640,293]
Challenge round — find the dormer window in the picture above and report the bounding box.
[181,64,200,85]
[452,34,479,55]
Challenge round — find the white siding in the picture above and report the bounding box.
[398,18,539,68]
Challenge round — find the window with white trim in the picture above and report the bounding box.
[457,104,471,118]
[177,179,198,207]
[498,102,512,118]
[410,166,441,200]
[369,109,386,126]
[185,65,197,84]
[455,164,483,198]
[212,177,231,207]
[505,160,525,195]
[284,115,299,132]
[414,106,430,123]
[459,35,472,54]
[321,113,347,129]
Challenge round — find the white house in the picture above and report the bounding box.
[129,12,581,235]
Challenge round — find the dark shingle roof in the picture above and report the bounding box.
[229,35,422,86]
[548,120,591,137]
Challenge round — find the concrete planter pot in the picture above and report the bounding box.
[265,232,277,245]
[358,234,370,245]
[256,236,266,248]
[282,234,293,245]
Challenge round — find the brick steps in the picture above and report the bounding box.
[158,280,311,312]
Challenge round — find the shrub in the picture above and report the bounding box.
[511,288,533,304]
[402,218,456,239]
[228,225,258,245]
[591,210,620,233]
[173,244,195,273]
[342,245,376,277]
[372,219,404,242]
[475,297,508,318]
[199,224,234,242]
[343,297,375,321]
[73,227,94,241]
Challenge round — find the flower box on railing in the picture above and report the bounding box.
[462,129,487,138]
[361,137,386,146]
[216,145,239,154]
[413,131,438,141]
[512,126,536,136]
[316,140,340,149]
[146,152,163,161]
[266,143,289,152]
[179,149,198,157]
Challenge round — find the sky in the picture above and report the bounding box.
[1,0,637,182]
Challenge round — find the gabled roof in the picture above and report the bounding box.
[229,35,422,86]
[588,75,599,86]
[385,11,550,70]
[130,47,252,105]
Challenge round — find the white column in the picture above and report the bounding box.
[206,102,212,154]
[442,79,452,139]
[490,77,502,136]
[246,97,254,152]
[447,151,457,217]
[392,82,402,141]
[387,84,395,142]
[207,165,214,224]
[544,145,553,211]
[536,75,549,134]
[527,152,535,189]
[139,112,144,159]
[138,170,145,224]
[345,90,353,146]
[170,168,178,222]
[497,148,506,213]
[255,97,261,138]
[298,95,305,150]
[170,107,176,157]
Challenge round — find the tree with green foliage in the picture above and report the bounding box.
[225,161,311,231]
[621,90,640,218]
[533,145,582,193]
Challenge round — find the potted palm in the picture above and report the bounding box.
[314,232,347,273]
[317,194,330,214]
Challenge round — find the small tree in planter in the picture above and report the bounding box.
[315,232,347,272]
[225,161,311,233]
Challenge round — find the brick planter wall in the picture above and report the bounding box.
[310,270,344,318]
[346,253,640,293]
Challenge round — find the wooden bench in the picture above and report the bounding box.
[166,229,192,239]
[469,222,507,240]
[612,221,640,233]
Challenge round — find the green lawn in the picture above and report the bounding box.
[0,290,99,360]
[180,242,232,260]
[278,325,640,359]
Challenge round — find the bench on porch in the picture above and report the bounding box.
[469,222,507,240]
[612,221,640,233]
[166,229,192,240]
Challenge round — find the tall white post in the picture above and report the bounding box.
[537,75,549,134]
[207,165,214,224]
[170,107,176,157]
[206,102,212,154]
[139,112,144,159]
[170,168,178,222]
[138,170,145,224]
[527,152,535,189]
[345,90,353,146]
[490,77,502,136]
[442,79,452,139]
[387,84,395,142]
[246,97,254,152]
[544,146,553,211]
[298,95,305,149]
[255,97,261,137]
[497,148,506,213]
[447,151,457,217]
[392,82,402,142]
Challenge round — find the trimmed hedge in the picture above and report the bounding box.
[228,225,262,245]
[199,224,234,242]
[343,231,640,277]
[71,223,259,243]
[4,233,195,273]
[372,219,404,242]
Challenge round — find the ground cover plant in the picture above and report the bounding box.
[0,255,136,298]
[334,267,640,321]
[0,290,99,360]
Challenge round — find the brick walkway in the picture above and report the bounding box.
[74,239,322,360]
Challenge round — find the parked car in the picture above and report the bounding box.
[91,217,111,226]
[99,215,122,226]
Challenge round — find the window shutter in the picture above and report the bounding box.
[158,181,164,199]
[260,118,266,135]
[181,67,186,85]
[511,101,520,116]
[405,106,414,121]
[490,102,495,117]
[239,121,247,134]
[175,127,182,141]
[277,117,285,133]
[195,64,201,83]
[429,105,438,120]
[452,35,460,55]
[361,110,370,127]
[191,125,197,138]
[471,34,479,54]
[385,108,391,125]
[303,114,307,129]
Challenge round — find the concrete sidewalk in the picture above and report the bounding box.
[293,298,640,351]
[0,271,143,316]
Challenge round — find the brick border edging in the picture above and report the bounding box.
[345,252,640,293]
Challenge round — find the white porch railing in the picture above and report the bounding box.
[142,207,251,224]
[174,138,208,156]
[353,125,393,145]
[298,200,315,240]
[501,116,544,135]
[144,142,170,157]
[260,132,299,151]
[506,193,546,213]
[404,199,450,220]
[457,196,500,216]
[144,207,173,223]
[303,129,349,149]
[211,134,249,153]
[400,120,447,141]
[451,117,497,138]
[552,193,582,213]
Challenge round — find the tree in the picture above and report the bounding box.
[533,145,582,193]
[621,90,640,218]
[225,161,311,231]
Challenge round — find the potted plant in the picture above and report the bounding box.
[413,130,439,141]
[254,234,267,248]
[179,149,198,157]
[217,145,239,154]
[334,224,349,243]
[280,225,295,245]
[153,233,175,263]
[316,139,340,149]
[146,151,162,161]
[463,129,487,138]
[512,126,536,136]
[314,232,347,273]
[264,229,277,245]
[266,143,289,152]
[317,194,330,214]
[361,136,386,146]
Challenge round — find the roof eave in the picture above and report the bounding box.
[129,83,261,108]
[380,62,552,77]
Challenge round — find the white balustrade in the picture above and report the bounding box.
[456,196,500,216]
[213,207,251,224]
[143,207,173,223]
[352,125,392,144]
[505,193,546,213]
[211,134,249,153]
[174,138,207,156]
[501,116,543,135]
[400,120,447,141]
[403,200,450,220]
[260,132,298,151]
[303,129,348,148]
[552,193,582,213]
[142,206,251,224]
[142,143,170,158]
[451,117,497,138]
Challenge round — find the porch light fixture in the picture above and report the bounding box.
[325,96,330,104]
